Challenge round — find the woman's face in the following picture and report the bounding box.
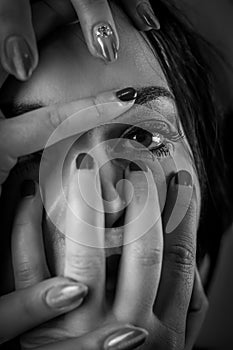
[1,5,200,273]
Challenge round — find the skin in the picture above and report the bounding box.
[0,0,157,80]
[1,3,200,267]
[0,4,203,349]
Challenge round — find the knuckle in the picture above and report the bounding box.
[166,241,195,273]
[15,261,36,283]
[15,261,42,286]
[47,106,63,130]
[131,244,162,267]
[67,253,104,279]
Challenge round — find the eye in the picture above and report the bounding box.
[119,124,174,159]
[126,126,165,150]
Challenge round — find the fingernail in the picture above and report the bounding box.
[21,180,36,198]
[45,283,88,310]
[3,36,36,80]
[76,153,94,170]
[137,3,160,30]
[104,326,148,350]
[93,23,118,63]
[116,88,137,102]
[174,170,192,187]
[129,161,148,172]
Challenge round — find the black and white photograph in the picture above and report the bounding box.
[0,1,233,349]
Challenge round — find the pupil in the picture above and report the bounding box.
[134,130,152,147]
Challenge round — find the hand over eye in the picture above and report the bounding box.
[0,87,136,196]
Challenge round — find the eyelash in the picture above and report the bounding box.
[121,119,183,159]
[17,119,183,166]
[123,126,169,158]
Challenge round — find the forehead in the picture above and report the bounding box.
[1,6,169,106]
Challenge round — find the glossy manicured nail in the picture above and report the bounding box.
[3,36,36,80]
[104,326,148,350]
[174,170,192,187]
[129,161,148,172]
[137,2,160,30]
[45,283,88,310]
[93,23,118,62]
[76,153,94,170]
[21,180,36,198]
[116,88,137,102]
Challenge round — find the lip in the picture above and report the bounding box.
[45,215,124,257]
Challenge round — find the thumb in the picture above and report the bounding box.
[0,277,88,345]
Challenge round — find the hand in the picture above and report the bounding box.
[9,181,148,349]
[0,86,136,196]
[0,0,134,194]
[28,323,148,350]
[153,170,208,349]
[10,165,207,349]
[0,0,159,77]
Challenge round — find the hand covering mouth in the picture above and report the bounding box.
[43,212,124,304]
[42,205,126,277]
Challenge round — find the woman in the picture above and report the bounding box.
[0,0,226,348]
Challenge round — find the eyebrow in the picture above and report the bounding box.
[0,86,174,119]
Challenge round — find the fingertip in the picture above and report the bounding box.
[20,179,36,198]
[164,171,194,234]
[17,180,43,222]
[43,277,88,311]
[136,2,160,31]
[2,36,38,81]
[173,170,193,187]
[167,170,194,203]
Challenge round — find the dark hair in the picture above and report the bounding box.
[145,0,230,289]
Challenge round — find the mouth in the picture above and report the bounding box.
[105,210,125,257]
[44,209,125,263]
[44,212,124,302]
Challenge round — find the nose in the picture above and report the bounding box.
[73,129,127,228]
[98,157,126,228]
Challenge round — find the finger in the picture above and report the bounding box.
[184,268,208,350]
[0,276,88,344]
[120,0,160,31]
[35,324,148,350]
[70,0,119,62]
[114,162,163,325]
[64,153,105,325]
[0,87,136,157]
[155,170,197,333]
[0,0,77,87]
[0,87,137,184]
[11,180,50,289]
[0,0,77,84]
[0,0,38,81]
